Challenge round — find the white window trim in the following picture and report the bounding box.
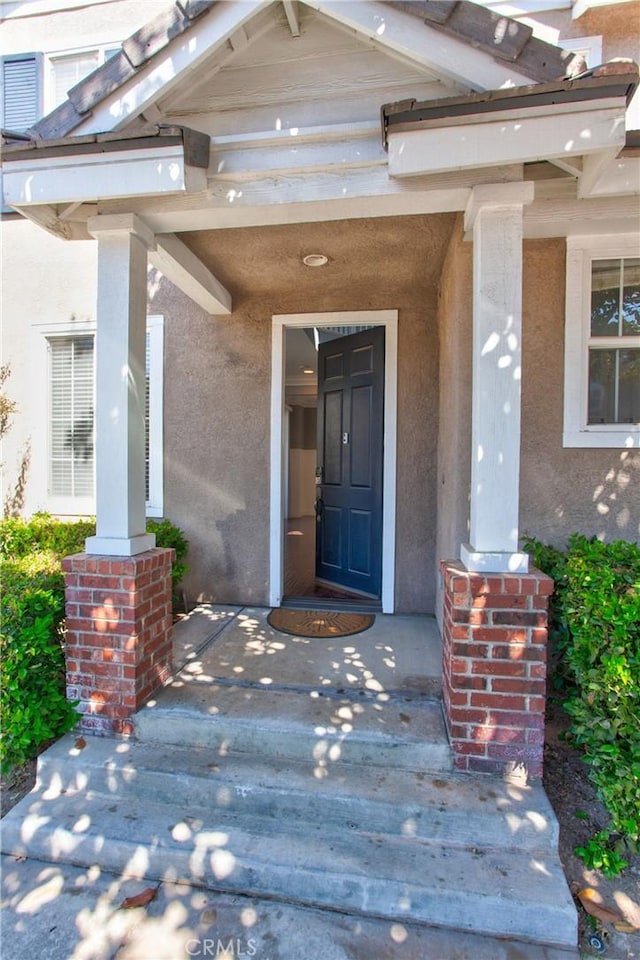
[43,44,121,114]
[560,35,603,68]
[146,314,164,518]
[31,315,164,516]
[564,235,640,449]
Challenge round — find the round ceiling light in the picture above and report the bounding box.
[302,253,329,267]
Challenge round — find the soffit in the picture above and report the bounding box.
[176,213,456,303]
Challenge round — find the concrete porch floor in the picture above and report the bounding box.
[169,605,442,701]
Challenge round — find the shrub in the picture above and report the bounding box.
[524,533,640,873]
[1,513,189,595]
[0,553,78,772]
[0,514,189,771]
[146,517,189,600]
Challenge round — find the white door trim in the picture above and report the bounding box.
[270,310,398,614]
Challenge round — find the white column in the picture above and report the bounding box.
[85,214,156,556]
[460,183,534,574]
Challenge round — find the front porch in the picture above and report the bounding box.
[0,606,578,954]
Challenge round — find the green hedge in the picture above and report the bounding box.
[524,533,640,875]
[0,513,189,596]
[0,552,77,772]
[0,514,189,773]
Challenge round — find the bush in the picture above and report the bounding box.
[146,517,189,600]
[524,533,640,873]
[1,513,189,595]
[0,514,189,772]
[0,553,78,772]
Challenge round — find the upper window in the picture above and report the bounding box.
[564,236,640,448]
[1,45,119,131]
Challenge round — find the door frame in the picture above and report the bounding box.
[270,310,398,613]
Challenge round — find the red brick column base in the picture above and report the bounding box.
[62,548,175,736]
[440,560,554,779]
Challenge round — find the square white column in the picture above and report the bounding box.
[461,183,534,574]
[85,214,157,556]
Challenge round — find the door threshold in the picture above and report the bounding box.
[281,596,383,615]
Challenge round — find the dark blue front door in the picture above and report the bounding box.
[315,327,384,598]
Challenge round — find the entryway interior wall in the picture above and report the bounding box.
[270,311,398,614]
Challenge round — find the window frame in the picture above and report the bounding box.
[43,44,121,114]
[564,234,640,448]
[33,315,164,516]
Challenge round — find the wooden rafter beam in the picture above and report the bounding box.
[283,0,301,36]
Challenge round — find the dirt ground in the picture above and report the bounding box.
[544,699,640,959]
[2,702,639,958]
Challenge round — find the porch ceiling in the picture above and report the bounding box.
[175,213,457,303]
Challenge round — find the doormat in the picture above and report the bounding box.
[267,608,375,639]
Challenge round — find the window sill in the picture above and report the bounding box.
[563,429,640,449]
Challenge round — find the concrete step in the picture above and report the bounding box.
[1,784,577,948]
[1,855,580,960]
[133,684,452,774]
[36,733,559,855]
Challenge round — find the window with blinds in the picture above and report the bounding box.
[49,335,95,498]
[47,321,162,511]
[48,51,100,109]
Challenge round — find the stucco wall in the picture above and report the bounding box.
[435,217,473,624]
[434,225,640,610]
[151,215,454,612]
[521,239,640,545]
[0,218,98,515]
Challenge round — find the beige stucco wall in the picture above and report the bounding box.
[435,217,473,617]
[151,214,454,613]
[0,218,98,514]
[434,224,640,611]
[521,238,640,545]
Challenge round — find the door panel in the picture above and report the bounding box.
[316,327,384,597]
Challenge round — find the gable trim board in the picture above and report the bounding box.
[21,0,587,143]
[270,311,398,614]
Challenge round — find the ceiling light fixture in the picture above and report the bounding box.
[302,367,315,375]
[302,253,329,267]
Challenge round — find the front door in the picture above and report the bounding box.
[315,327,384,598]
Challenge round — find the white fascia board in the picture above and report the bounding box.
[299,0,539,90]
[579,154,640,198]
[149,234,232,315]
[3,145,206,207]
[74,1,272,136]
[388,105,627,178]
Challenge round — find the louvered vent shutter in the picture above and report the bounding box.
[49,336,95,498]
[2,54,41,130]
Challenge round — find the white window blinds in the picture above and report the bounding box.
[49,335,95,498]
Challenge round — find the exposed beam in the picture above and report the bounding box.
[549,157,583,178]
[283,0,301,36]
[149,233,232,314]
[578,147,622,198]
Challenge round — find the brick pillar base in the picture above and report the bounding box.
[440,561,553,780]
[62,548,175,736]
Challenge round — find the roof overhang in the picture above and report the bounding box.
[382,66,640,196]
[1,125,209,208]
